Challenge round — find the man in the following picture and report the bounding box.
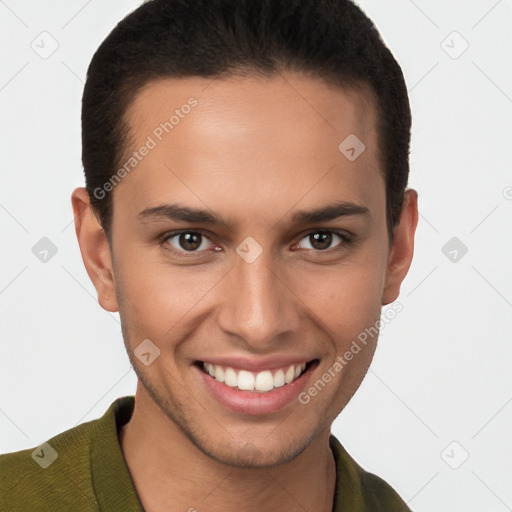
[0,0,418,510]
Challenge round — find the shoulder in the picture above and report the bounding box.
[0,396,138,512]
[0,417,100,511]
[359,471,412,511]
[329,434,411,511]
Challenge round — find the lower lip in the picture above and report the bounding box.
[196,363,315,415]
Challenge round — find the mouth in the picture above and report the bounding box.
[197,360,316,393]
[194,358,319,415]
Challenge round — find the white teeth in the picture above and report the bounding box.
[214,365,225,383]
[238,370,255,390]
[203,362,308,392]
[284,365,295,384]
[224,367,238,387]
[273,369,285,388]
[255,370,274,392]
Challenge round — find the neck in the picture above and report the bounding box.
[119,386,337,512]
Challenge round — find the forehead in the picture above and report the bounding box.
[114,73,384,228]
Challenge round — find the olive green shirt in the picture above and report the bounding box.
[0,396,411,511]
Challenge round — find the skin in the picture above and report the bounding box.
[72,72,418,512]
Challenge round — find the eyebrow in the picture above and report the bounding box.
[137,201,369,228]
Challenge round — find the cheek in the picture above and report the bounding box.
[292,262,386,417]
[114,254,224,346]
[293,255,387,343]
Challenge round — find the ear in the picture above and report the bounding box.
[71,187,119,312]
[382,189,419,305]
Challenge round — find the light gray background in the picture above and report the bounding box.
[1,1,511,511]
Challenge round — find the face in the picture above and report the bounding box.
[74,72,417,468]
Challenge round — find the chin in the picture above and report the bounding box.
[190,434,313,469]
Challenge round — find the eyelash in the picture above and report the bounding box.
[159,229,352,258]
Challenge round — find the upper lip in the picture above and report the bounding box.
[196,355,316,372]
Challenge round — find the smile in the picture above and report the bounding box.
[200,361,310,393]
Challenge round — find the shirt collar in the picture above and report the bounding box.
[90,396,366,512]
[90,396,144,511]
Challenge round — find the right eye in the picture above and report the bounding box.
[162,231,216,257]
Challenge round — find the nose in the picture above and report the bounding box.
[216,247,301,350]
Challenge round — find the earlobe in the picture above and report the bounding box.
[382,189,419,305]
[71,187,119,313]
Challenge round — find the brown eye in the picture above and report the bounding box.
[164,231,213,253]
[309,232,332,250]
[297,231,348,252]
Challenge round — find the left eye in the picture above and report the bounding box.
[297,231,347,251]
